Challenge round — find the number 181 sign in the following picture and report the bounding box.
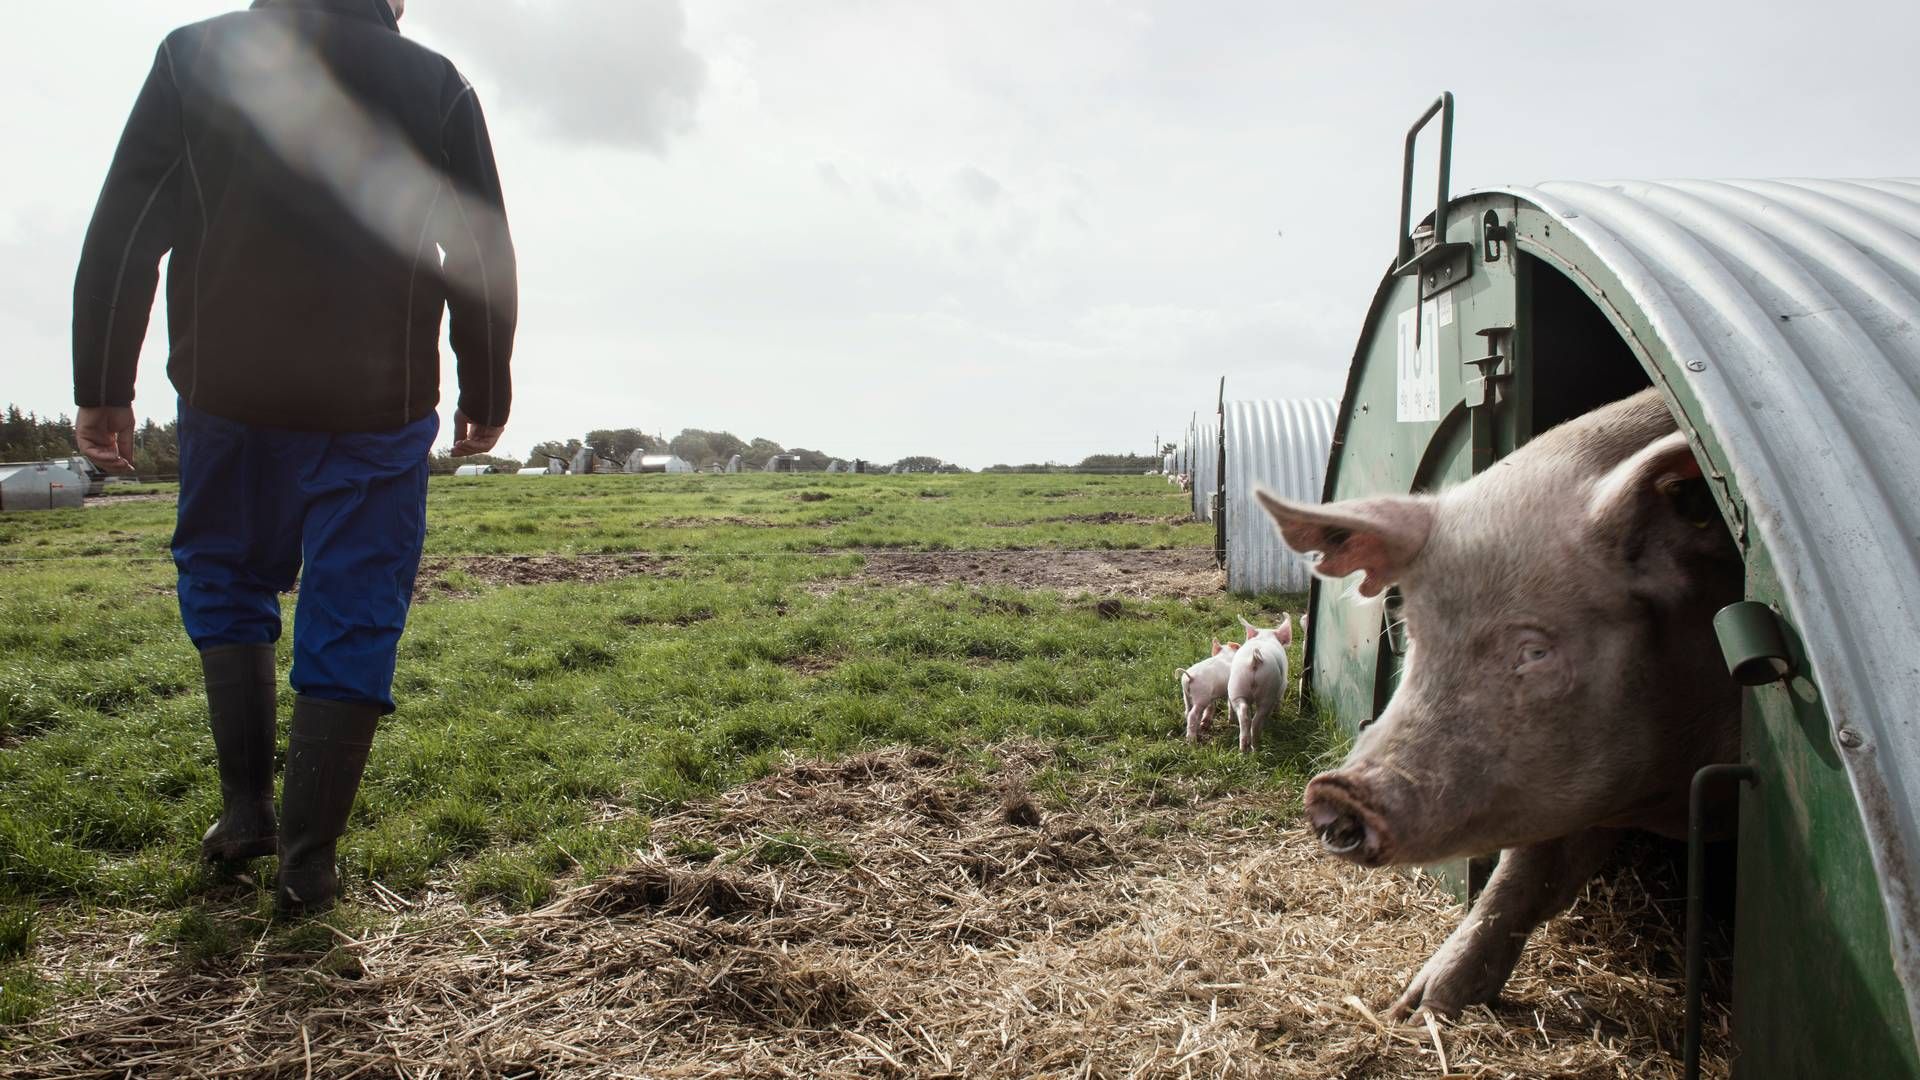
[1396,302,1440,423]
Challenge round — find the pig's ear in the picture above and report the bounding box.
[1253,487,1434,598]
[1209,638,1224,656]
[1587,431,1725,587]
[1276,613,1293,647]
[1588,431,1705,539]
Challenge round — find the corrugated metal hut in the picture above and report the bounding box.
[0,462,86,511]
[1304,91,1920,1078]
[1188,418,1219,522]
[453,464,498,476]
[1220,399,1338,594]
[627,454,694,475]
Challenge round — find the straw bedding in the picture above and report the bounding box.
[5,744,1731,1078]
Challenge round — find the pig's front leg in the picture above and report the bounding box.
[1388,827,1621,1019]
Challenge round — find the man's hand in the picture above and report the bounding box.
[76,405,139,474]
[451,410,505,457]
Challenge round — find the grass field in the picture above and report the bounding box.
[0,473,1325,1023]
[0,473,1735,1077]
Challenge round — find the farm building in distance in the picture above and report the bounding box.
[0,461,87,511]
[625,453,695,474]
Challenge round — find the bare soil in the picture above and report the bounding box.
[846,548,1223,599]
[415,553,679,598]
[10,744,1730,1078]
[83,492,176,506]
[651,516,784,529]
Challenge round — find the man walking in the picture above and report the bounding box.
[71,0,517,915]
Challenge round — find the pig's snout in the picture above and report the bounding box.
[1303,771,1392,866]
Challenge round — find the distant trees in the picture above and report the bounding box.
[668,429,750,470]
[132,419,181,477]
[0,404,180,477]
[785,447,835,472]
[1075,453,1160,473]
[982,453,1160,474]
[585,428,661,463]
[528,439,584,466]
[1,405,77,463]
[2,401,984,479]
[429,452,522,475]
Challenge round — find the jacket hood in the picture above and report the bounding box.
[249,0,400,32]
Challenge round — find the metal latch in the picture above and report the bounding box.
[1465,325,1511,471]
[1713,601,1793,685]
[1482,209,1509,263]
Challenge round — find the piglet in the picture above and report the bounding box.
[1178,640,1238,743]
[1228,614,1293,754]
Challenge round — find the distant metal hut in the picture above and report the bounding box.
[1162,452,1176,475]
[1187,418,1219,522]
[1220,398,1338,593]
[726,454,742,474]
[827,460,845,474]
[627,454,694,475]
[765,454,800,473]
[46,456,106,496]
[0,462,86,512]
[453,464,498,477]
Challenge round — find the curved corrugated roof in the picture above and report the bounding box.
[1224,399,1339,593]
[1188,418,1219,522]
[1498,177,1920,1029]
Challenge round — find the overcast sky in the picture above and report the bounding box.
[4,0,1916,467]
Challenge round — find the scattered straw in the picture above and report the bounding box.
[4,743,1732,1078]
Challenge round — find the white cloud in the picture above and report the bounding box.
[416,0,705,153]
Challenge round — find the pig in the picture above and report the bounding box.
[1227,614,1293,754]
[1178,639,1239,743]
[1255,387,1741,1019]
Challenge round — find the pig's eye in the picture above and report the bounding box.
[1516,642,1553,670]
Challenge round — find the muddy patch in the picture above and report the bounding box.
[416,553,678,598]
[841,548,1223,599]
[17,744,1730,1079]
[83,492,176,506]
[778,654,842,678]
[650,516,782,529]
[1054,511,1190,526]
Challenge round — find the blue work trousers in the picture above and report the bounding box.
[172,402,438,713]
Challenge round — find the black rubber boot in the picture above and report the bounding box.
[276,696,380,917]
[199,644,280,863]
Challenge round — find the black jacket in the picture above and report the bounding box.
[73,0,516,432]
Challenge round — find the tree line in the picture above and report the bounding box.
[1,405,182,477]
[5,406,1161,479]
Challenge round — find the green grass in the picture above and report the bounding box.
[0,473,1334,1026]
